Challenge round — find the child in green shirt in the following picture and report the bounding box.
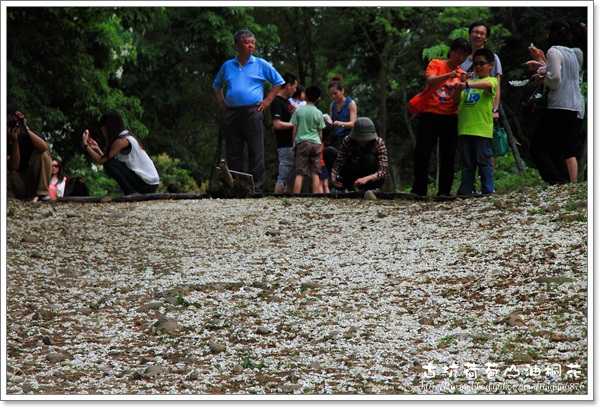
[453,48,498,195]
[290,85,326,193]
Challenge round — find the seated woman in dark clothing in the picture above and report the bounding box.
[329,117,388,192]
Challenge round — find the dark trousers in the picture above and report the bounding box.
[338,152,384,191]
[224,106,265,192]
[411,113,458,196]
[323,146,339,174]
[323,131,349,173]
[530,109,578,184]
[104,159,158,195]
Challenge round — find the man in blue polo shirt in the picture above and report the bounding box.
[213,30,285,193]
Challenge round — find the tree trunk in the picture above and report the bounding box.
[499,103,526,172]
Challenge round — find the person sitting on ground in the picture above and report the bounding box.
[330,117,388,192]
[82,109,160,195]
[290,85,326,194]
[48,159,67,200]
[7,106,53,202]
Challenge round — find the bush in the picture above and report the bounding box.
[152,153,204,193]
[492,153,545,193]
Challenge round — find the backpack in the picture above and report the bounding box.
[64,177,90,197]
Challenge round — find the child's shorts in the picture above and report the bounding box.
[295,142,322,176]
[319,165,329,180]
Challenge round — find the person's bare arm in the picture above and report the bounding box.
[213,88,228,112]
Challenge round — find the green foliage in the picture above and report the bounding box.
[241,355,265,370]
[176,293,192,308]
[422,45,449,61]
[493,154,546,193]
[152,153,203,193]
[7,6,588,194]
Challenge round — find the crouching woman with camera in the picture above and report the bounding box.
[82,109,159,195]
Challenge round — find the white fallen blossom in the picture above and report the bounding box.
[3,183,588,398]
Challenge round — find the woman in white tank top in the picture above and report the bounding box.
[82,109,159,195]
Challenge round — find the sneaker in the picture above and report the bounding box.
[32,195,51,203]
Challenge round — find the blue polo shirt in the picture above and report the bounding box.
[213,55,285,107]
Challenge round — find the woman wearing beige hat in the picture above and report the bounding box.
[329,117,388,192]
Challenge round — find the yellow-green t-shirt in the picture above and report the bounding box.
[457,77,498,138]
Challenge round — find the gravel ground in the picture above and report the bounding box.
[3,182,589,399]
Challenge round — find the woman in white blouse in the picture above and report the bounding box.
[527,20,586,184]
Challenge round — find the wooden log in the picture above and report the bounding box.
[58,193,209,203]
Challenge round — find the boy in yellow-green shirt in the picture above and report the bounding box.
[453,48,498,195]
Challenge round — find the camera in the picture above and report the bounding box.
[8,120,18,129]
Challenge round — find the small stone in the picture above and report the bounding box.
[60,267,78,276]
[188,370,200,380]
[302,282,323,289]
[418,317,435,326]
[144,365,164,377]
[154,318,180,332]
[181,382,194,390]
[100,197,112,203]
[233,364,244,374]
[364,190,377,201]
[279,384,302,393]
[78,307,94,315]
[46,352,67,363]
[42,336,54,345]
[252,281,269,289]
[31,251,45,259]
[513,353,534,363]
[535,276,575,284]
[256,326,270,335]
[562,213,582,222]
[499,312,526,327]
[21,235,39,243]
[136,302,162,312]
[266,229,281,236]
[309,361,321,370]
[328,330,341,338]
[141,356,156,364]
[208,341,226,354]
[267,295,284,303]
[493,200,505,210]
